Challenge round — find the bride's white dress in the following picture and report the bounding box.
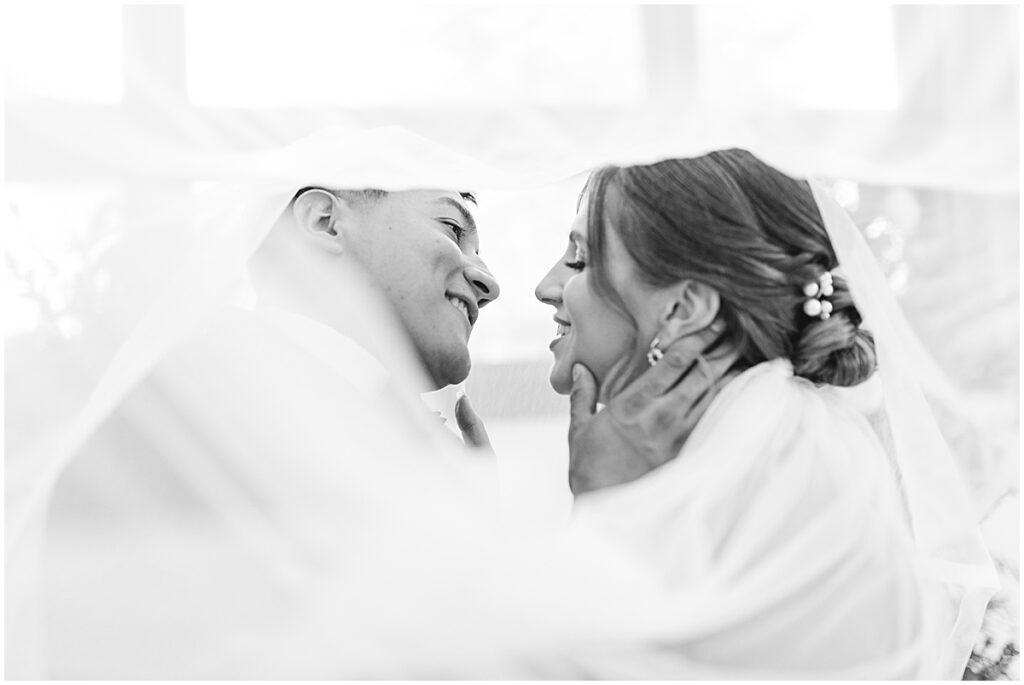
[573,359,926,677]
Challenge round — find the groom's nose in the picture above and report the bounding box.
[465,261,500,309]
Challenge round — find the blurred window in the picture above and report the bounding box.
[695,5,898,109]
[5,5,123,103]
[184,5,645,107]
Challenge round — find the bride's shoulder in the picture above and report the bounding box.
[690,358,889,477]
[721,357,883,420]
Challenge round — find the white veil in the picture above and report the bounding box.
[6,126,1001,678]
[811,182,999,677]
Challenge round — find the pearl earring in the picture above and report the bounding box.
[646,337,664,366]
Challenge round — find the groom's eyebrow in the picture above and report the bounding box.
[434,197,478,235]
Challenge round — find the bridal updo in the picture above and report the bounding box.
[585,148,877,387]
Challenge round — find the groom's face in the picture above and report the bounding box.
[345,190,500,389]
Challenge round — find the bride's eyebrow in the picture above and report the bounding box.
[569,230,586,247]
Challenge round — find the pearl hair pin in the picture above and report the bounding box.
[802,270,835,320]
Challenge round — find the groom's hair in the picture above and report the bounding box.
[290,187,389,208]
[584,149,876,388]
[290,188,477,209]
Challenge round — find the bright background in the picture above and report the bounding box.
[4,3,1019,677]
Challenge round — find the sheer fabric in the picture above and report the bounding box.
[812,182,999,676]
[5,126,1000,678]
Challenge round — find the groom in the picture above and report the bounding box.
[249,185,502,445]
[261,186,499,390]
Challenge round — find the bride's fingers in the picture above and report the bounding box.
[663,348,742,411]
[670,377,719,436]
[568,363,598,439]
[455,394,493,453]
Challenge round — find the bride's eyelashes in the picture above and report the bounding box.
[564,241,586,271]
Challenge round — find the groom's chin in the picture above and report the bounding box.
[427,369,468,391]
[426,350,471,390]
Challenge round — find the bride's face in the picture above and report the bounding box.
[535,196,654,401]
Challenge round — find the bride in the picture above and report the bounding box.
[534,148,995,677]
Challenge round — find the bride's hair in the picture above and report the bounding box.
[585,148,876,387]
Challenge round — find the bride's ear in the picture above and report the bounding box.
[291,188,350,255]
[656,280,721,345]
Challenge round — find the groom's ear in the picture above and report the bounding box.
[292,188,350,255]
[656,280,721,344]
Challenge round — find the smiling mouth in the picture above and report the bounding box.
[549,321,570,351]
[447,296,474,325]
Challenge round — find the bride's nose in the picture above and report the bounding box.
[534,263,563,306]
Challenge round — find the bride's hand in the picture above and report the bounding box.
[455,393,495,456]
[567,336,740,495]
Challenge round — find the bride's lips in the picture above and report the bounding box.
[549,315,571,350]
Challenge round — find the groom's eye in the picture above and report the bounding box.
[440,220,465,242]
